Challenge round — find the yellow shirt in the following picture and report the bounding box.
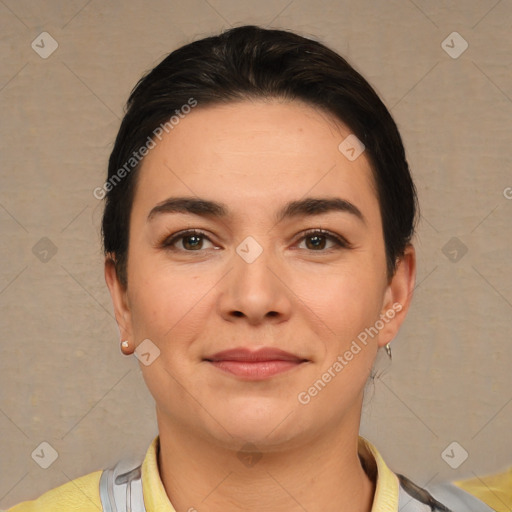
[455,467,512,512]
[4,436,509,511]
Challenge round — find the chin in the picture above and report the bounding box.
[210,405,305,448]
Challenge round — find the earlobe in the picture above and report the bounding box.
[377,244,416,348]
[104,257,133,343]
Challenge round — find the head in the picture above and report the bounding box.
[103,25,417,450]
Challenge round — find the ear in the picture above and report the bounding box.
[377,244,416,348]
[104,257,133,346]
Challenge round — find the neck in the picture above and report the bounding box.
[156,415,375,512]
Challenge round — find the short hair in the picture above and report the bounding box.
[102,25,419,286]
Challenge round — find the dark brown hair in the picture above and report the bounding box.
[102,25,419,286]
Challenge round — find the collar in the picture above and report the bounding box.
[141,435,400,511]
[358,437,400,512]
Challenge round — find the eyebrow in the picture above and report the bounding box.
[147,196,366,225]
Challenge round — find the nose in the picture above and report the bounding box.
[217,237,293,326]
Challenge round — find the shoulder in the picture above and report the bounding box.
[399,473,498,512]
[4,470,103,512]
[453,466,512,512]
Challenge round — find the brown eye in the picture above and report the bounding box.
[160,228,350,253]
[162,230,215,251]
[297,229,350,251]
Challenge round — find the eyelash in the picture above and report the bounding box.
[160,228,351,253]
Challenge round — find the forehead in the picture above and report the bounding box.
[132,99,380,227]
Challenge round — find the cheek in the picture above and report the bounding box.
[302,265,383,338]
[299,269,382,399]
[127,257,212,341]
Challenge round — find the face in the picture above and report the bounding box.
[106,99,415,451]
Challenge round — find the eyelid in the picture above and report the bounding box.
[296,228,352,249]
[160,229,217,250]
[160,227,352,252]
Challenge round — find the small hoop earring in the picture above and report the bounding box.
[385,343,392,360]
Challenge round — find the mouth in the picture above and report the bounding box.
[203,347,309,380]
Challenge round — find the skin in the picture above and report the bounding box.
[105,99,416,512]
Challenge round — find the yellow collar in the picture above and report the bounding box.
[358,437,400,512]
[142,435,400,511]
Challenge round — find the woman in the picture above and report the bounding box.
[5,25,499,512]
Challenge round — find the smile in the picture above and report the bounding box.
[207,360,306,380]
[204,347,309,380]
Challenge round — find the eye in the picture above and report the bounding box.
[160,228,351,253]
[295,229,351,251]
[161,229,216,251]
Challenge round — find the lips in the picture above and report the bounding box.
[205,347,307,363]
[204,347,309,380]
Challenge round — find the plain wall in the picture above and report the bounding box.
[1,0,511,507]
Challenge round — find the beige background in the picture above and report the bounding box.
[1,0,511,508]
